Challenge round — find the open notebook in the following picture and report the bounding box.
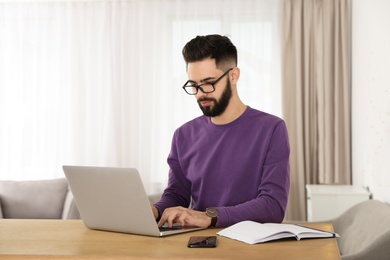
[63,165,205,237]
[217,220,339,244]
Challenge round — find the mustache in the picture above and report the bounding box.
[197,97,217,103]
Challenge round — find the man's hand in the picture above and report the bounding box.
[157,206,212,228]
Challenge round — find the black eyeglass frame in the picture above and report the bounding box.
[182,68,233,95]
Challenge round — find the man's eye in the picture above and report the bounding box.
[185,82,196,87]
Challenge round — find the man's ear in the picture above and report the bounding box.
[230,67,240,84]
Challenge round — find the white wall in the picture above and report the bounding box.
[352,0,390,203]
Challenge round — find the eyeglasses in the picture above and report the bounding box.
[182,68,233,95]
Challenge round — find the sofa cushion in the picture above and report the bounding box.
[0,179,69,219]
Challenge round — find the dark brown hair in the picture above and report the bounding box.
[182,34,237,70]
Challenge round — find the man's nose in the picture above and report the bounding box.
[196,88,207,98]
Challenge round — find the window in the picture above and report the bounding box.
[0,0,281,194]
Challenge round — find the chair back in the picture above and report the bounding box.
[331,200,390,260]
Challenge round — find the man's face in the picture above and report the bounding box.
[187,59,232,117]
[197,79,232,117]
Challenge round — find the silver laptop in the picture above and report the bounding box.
[63,165,205,237]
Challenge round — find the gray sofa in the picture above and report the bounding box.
[331,199,390,260]
[0,178,162,220]
[0,178,80,219]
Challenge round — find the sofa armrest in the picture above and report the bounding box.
[0,199,3,218]
[62,189,80,219]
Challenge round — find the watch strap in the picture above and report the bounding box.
[209,216,218,227]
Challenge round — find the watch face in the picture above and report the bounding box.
[206,208,218,217]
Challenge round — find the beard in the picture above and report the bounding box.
[197,80,232,117]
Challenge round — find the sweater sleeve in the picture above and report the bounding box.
[153,130,192,216]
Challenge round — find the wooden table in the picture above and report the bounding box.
[0,219,340,259]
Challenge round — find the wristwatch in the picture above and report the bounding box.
[205,208,219,227]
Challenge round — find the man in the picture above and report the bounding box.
[151,34,290,228]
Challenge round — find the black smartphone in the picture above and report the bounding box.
[187,236,217,248]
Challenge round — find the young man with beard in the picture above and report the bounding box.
[151,34,290,228]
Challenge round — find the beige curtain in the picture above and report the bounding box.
[281,0,351,221]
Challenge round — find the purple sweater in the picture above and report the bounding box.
[154,106,290,227]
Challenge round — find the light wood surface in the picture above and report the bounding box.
[0,219,340,259]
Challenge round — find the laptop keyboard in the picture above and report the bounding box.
[159,226,185,232]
